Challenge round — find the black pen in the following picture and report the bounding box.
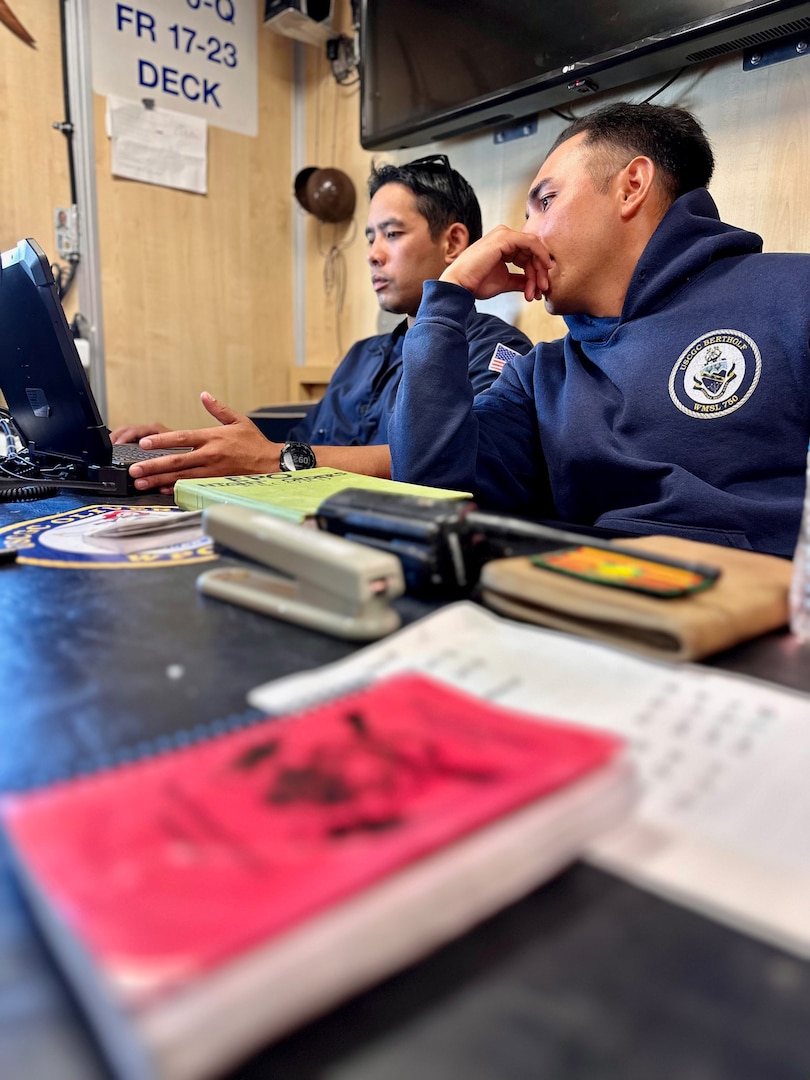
[0,548,18,565]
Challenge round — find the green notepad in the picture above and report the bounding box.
[174,468,472,522]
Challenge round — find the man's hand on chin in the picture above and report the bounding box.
[440,225,551,303]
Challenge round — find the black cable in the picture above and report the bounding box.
[49,0,82,303]
[0,459,38,478]
[50,258,79,301]
[328,34,359,86]
[642,67,686,103]
[0,460,46,481]
[0,480,60,503]
[0,416,58,499]
[547,67,687,125]
[58,0,77,205]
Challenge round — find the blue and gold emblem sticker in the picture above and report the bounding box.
[669,329,761,419]
[0,505,216,569]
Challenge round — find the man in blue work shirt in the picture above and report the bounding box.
[286,157,530,446]
[114,157,531,492]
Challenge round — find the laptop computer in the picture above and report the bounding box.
[0,237,178,496]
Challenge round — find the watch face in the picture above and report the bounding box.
[280,442,317,472]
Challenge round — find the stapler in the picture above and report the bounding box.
[196,504,405,641]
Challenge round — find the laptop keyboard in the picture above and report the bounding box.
[111,444,178,464]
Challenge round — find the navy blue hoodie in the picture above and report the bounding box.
[391,190,810,557]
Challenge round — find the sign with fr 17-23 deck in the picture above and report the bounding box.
[88,0,258,136]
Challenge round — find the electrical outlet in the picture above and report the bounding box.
[54,206,79,259]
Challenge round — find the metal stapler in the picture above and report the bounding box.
[196,504,405,641]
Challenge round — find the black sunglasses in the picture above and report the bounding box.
[406,154,463,210]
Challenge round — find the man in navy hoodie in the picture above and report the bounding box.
[390,102,810,558]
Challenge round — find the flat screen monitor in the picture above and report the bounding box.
[360,0,810,149]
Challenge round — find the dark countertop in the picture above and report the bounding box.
[2,491,809,1080]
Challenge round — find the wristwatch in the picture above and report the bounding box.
[278,441,318,472]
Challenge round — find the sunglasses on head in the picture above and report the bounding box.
[406,154,463,210]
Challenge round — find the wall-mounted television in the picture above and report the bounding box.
[360,0,810,149]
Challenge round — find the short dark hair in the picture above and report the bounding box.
[550,102,715,204]
[368,158,483,243]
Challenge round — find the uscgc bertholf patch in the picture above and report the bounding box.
[669,329,761,419]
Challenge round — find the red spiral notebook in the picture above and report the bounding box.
[1,672,635,1080]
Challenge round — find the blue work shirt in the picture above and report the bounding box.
[289,309,531,446]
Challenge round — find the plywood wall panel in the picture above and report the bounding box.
[0,0,77,321]
[297,41,375,374]
[96,14,296,432]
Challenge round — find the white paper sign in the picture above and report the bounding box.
[106,95,208,193]
[89,0,258,136]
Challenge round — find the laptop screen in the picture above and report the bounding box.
[0,238,112,468]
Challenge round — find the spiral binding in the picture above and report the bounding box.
[15,706,267,793]
[13,677,376,794]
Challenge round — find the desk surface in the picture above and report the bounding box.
[2,493,810,1080]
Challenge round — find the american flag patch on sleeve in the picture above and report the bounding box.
[488,342,523,373]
